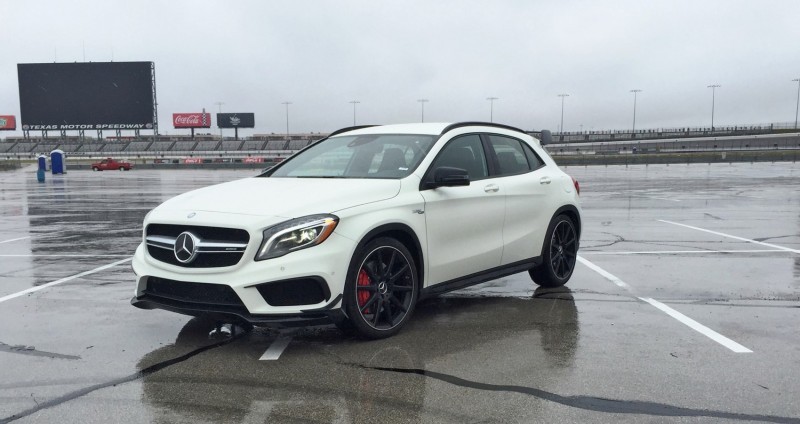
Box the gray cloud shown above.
[2,0,799,138]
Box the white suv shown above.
[132,122,581,338]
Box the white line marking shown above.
[581,249,786,255]
[577,255,752,353]
[259,334,294,361]
[0,254,132,258]
[0,236,31,245]
[659,220,800,254]
[577,256,631,289]
[639,297,752,353]
[0,258,132,304]
[628,194,681,202]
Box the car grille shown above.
[144,277,245,308]
[145,224,250,268]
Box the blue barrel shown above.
[37,169,46,183]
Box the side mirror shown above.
[539,129,552,145]
[423,166,470,189]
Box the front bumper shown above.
[131,229,357,323]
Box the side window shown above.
[521,142,545,170]
[429,135,488,180]
[487,135,530,176]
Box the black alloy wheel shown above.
[530,215,578,287]
[343,237,418,339]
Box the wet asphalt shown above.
[0,163,799,423]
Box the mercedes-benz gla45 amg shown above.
[132,122,581,338]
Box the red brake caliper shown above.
[357,269,371,313]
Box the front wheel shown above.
[530,214,578,287]
[342,237,418,339]
[92,167,99,171]
[119,167,125,171]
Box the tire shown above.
[119,167,125,171]
[92,167,99,171]
[342,237,419,339]
[529,214,578,287]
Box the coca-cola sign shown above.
[0,115,16,130]
[173,113,211,128]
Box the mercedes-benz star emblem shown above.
[174,232,200,264]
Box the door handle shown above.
[539,176,552,185]
[484,184,500,193]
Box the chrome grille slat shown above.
[145,224,250,268]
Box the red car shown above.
[91,158,133,171]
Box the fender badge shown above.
[187,212,196,218]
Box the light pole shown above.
[793,78,800,129]
[282,101,292,140]
[417,99,429,122]
[486,97,498,122]
[557,94,569,133]
[630,89,642,132]
[214,101,224,140]
[707,84,720,131]
[349,100,360,125]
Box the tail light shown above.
[571,176,580,195]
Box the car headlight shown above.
[255,214,339,261]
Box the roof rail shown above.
[328,125,380,138]
[440,121,527,135]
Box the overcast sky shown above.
[2,0,800,137]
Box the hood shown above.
[156,177,401,218]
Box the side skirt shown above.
[419,257,541,299]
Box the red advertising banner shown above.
[183,158,203,164]
[173,113,211,128]
[243,157,264,163]
[0,115,16,130]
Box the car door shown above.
[485,134,554,265]
[419,134,505,285]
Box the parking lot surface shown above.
[1,163,799,423]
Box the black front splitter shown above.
[131,294,346,328]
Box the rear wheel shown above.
[342,237,418,339]
[92,167,99,171]
[119,167,125,171]
[530,214,578,287]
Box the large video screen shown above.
[17,62,154,131]
[217,113,255,128]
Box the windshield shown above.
[267,134,436,179]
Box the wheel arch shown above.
[351,223,425,289]
[551,205,582,240]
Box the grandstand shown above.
[126,141,151,151]
[2,132,328,158]
[194,141,219,151]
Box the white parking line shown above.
[577,256,632,289]
[577,255,753,353]
[259,333,294,360]
[581,249,786,255]
[0,236,31,245]
[658,220,800,254]
[628,194,681,202]
[0,258,132,304]
[639,297,752,353]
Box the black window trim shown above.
[520,139,547,171]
